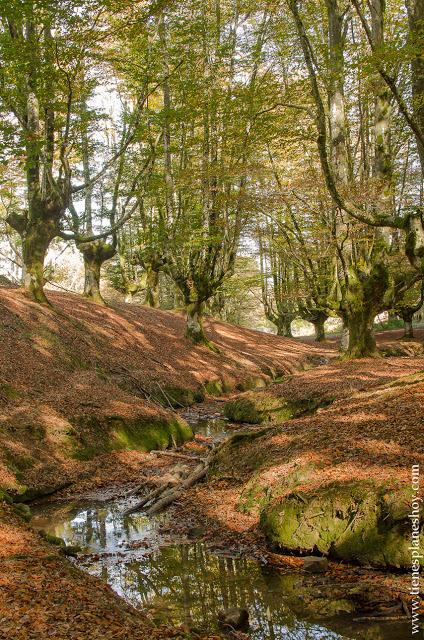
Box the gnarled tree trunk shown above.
[144,268,160,307]
[276,316,294,337]
[313,316,326,342]
[345,310,378,358]
[79,240,116,305]
[185,300,206,344]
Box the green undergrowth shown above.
[69,414,193,460]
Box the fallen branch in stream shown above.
[147,462,209,516]
[123,482,172,515]
[150,450,199,461]
[125,445,220,516]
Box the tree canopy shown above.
[1,0,423,356]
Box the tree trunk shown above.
[276,317,293,337]
[83,255,104,304]
[22,220,56,305]
[185,300,207,344]
[144,269,160,307]
[345,311,378,358]
[407,0,424,174]
[313,317,326,342]
[340,320,349,352]
[79,240,116,305]
[404,318,414,339]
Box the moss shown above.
[59,545,81,557]
[210,428,272,476]
[13,482,71,503]
[5,453,35,473]
[0,383,20,401]
[70,414,193,460]
[12,502,32,522]
[236,376,268,392]
[0,488,13,504]
[224,390,333,425]
[39,529,66,546]
[152,385,197,408]
[238,463,317,515]
[203,379,223,396]
[260,481,422,569]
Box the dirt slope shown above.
[0,288,332,495]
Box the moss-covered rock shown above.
[152,385,198,408]
[70,414,193,460]
[239,463,317,515]
[210,428,273,477]
[224,391,319,424]
[260,481,422,569]
[203,379,223,396]
[59,544,81,557]
[236,376,268,392]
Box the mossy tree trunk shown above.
[345,310,378,358]
[185,299,207,344]
[22,221,56,304]
[403,316,414,339]
[313,316,326,342]
[276,316,294,337]
[79,240,116,305]
[340,260,389,358]
[8,201,61,305]
[144,268,160,307]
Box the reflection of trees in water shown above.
[106,543,307,638]
[34,505,393,639]
[37,503,150,551]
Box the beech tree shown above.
[126,1,278,346]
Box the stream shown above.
[31,416,411,640]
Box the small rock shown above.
[218,607,249,630]
[303,556,328,573]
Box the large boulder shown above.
[224,391,312,424]
[260,481,422,569]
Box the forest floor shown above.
[0,288,333,496]
[1,288,424,638]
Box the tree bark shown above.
[406,0,424,173]
[12,211,59,305]
[79,240,116,305]
[313,317,326,342]
[345,311,378,358]
[340,321,349,352]
[185,300,207,344]
[144,269,160,307]
[403,318,414,339]
[23,229,51,304]
[276,317,293,337]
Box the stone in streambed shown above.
[218,607,249,630]
[303,556,328,573]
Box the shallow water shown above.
[31,498,411,640]
[184,414,229,439]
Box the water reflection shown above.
[183,415,229,439]
[31,500,410,640]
